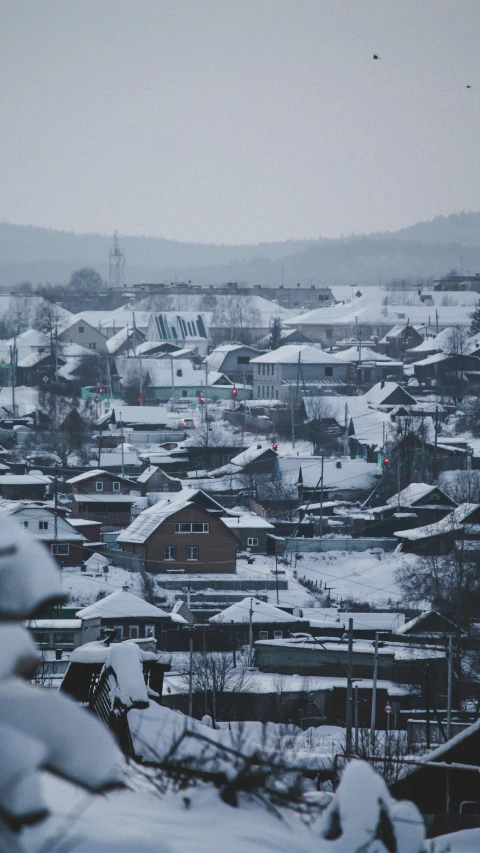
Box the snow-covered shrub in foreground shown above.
[0,517,426,853]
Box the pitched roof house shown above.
[117,489,238,574]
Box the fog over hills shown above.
[1,212,480,289]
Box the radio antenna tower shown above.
[109,231,125,289]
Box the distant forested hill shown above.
[1,212,480,289]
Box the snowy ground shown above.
[294,550,413,607]
[60,565,144,609]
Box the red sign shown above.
[138,394,145,404]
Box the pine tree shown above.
[269,316,283,349]
[470,301,480,336]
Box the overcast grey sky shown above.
[1,0,480,244]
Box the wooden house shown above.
[66,469,139,530]
[117,489,238,574]
[136,466,182,495]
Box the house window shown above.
[145,625,156,638]
[237,356,249,365]
[182,389,188,398]
[325,366,333,376]
[113,481,121,492]
[274,630,283,639]
[259,630,268,640]
[326,328,333,338]
[39,521,49,530]
[33,631,50,646]
[96,481,104,491]
[186,546,199,561]
[79,326,85,333]
[129,625,139,639]
[22,521,28,528]
[164,546,176,561]
[51,543,70,555]
[113,625,123,639]
[174,522,209,533]
[88,342,96,350]
[54,631,75,644]
[247,537,259,547]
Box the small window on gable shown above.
[39,521,48,530]
[79,326,85,333]
[96,481,104,491]
[176,369,183,377]
[113,481,121,492]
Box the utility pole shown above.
[319,451,325,537]
[425,665,431,750]
[10,336,17,418]
[447,635,453,740]
[290,389,295,449]
[354,684,359,753]
[120,411,125,477]
[212,658,217,728]
[344,403,349,456]
[170,355,175,409]
[397,452,401,512]
[205,360,209,435]
[346,618,354,754]
[249,598,253,666]
[188,637,194,718]
[370,632,379,750]
[275,554,279,605]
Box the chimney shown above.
[381,380,385,388]
[257,444,262,449]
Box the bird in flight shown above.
[466,85,472,88]
[373,54,380,60]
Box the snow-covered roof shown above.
[364,382,416,406]
[407,326,457,354]
[0,473,51,485]
[279,455,380,491]
[72,493,137,504]
[17,350,55,368]
[335,346,394,363]
[394,502,478,540]
[223,515,274,530]
[112,405,170,425]
[250,344,348,365]
[209,597,299,624]
[117,489,221,544]
[287,291,474,329]
[386,483,438,508]
[106,325,136,354]
[66,469,134,485]
[76,589,177,620]
[116,357,229,389]
[412,352,451,367]
[205,344,261,371]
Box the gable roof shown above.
[364,382,416,407]
[116,489,231,544]
[386,483,451,508]
[66,469,136,486]
[250,344,349,365]
[209,597,299,624]
[335,346,395,363]
[205,344,262,371]
[394,503,479,540]
[76,589,182,621]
